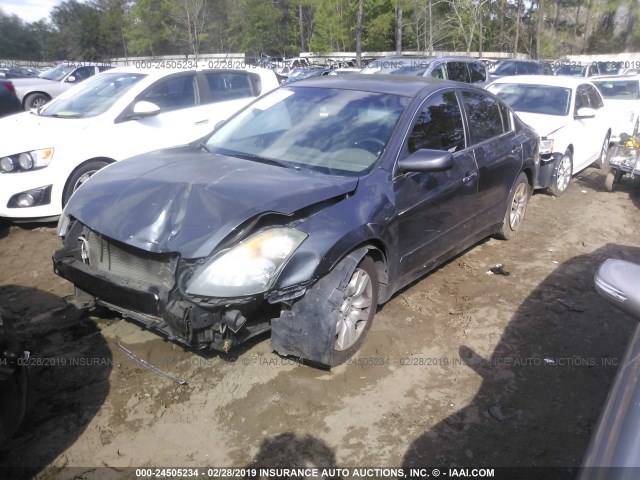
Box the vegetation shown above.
[0,0,638,62]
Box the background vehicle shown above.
[11,62,113,110]
[284,66,332,84]
[592,75,640,140]
[580,259,640,475]
[489,59,554,78]
[0,66,279,221]
[0,306,28,446]
[604,133,640,191]
[54,76,538,367]
[488,75,611,196]
[0,66,40,79]
[0,81,22,118]
[555,62,600,77]
[360,56,490,86]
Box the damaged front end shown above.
[53,219,310,352]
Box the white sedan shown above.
[0,66,279,221]
[591,75,640,141]
[487,75,612,196]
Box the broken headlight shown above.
[186,227,308,298]
[539,138,554,156]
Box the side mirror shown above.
[397,149,453,173]
[66,75,76,83]
[575,107,597,118]
[595,259,640,320]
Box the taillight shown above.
[3,82,16,94]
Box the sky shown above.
[0,0,66,23]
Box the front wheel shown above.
[496,172,530,240]
[332,256,378,366]
[62,160,110,206]
[24,93,50,110]
[547,152,573,197]
[604,169,623,192]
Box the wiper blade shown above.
[198,142,210,153]
[229,153,292,169]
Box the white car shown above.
[11,62,113,110]
[591,75,640,141]
[487,75,612,196]
[0,66,279,221]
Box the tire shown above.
[547,151,573,197]
[62,160,109,206]
[496,172,530,240]
[24,93,50,110]
[593,133,610,169]
[332,256,378,366]
[604,170,616,192]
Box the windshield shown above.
[39,63,76,81]
[592,80,640,100]
[41,72,146,118]
[206,86,410,176]
[487,83,571,116]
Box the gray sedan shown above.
[11,62,112,110]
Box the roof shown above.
[288,74,465,97]
[489,74,590,88]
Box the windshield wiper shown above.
[228,153,293,169]
[43,113,82,118]
[197,142,210,153]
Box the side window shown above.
[575,86,589,111]
[585,85,604,109]
[205,72,256,103]
[429,64,446,79]
[468,62,486,83]
[461,90,504,145]
[71,66,94,83]
[446,62,470,83]
[498,102,512,132]
[139,74,197,112]
[408,91,465,154]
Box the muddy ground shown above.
[0,167,639,479]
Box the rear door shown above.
[393,89,479,284]
[459,89,522,231]
[446,62,471,83]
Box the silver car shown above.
[11,62,113,110]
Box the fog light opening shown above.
[17,193,36,207]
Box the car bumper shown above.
[0,168,62,219]
[534,154,558,190]
[53,222,277,351]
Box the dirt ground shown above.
[0,166,639,479]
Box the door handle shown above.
[463,171,478,183]
[195,119,209,125]
[511,146,521,154]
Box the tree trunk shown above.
[479,5,483,57]
[582,0,593,53]
[514,0,521,57]
[428,0,433,54]
[395,4,403,54]
[356,0,363,67]
[298,4,304,51]
[624,0,636,52]
[536,0,543,59]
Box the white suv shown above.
[0,66,279,221]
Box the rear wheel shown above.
[604,169,623,192]
[497,172,530,240]
[593,133,610,169]
[547,151,573,196]
[62,160,110,206]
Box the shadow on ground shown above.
[402,244,640,471]
[0,285,111,480]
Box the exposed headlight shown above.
[186,227,308,298]
[0,148,54,173]
[539,138,554,155]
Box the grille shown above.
[83,231,177,290]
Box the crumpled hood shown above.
[515,112,569,137]
[65,146,359,259]
[0,112,90,155]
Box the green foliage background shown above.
[0,0,638,61]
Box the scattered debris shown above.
[557,298,585,312]
[486,263,510,276]
[552,260,560,264]
[489,405,506,422]
[581,189,588,194]
[114,342,187,385]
